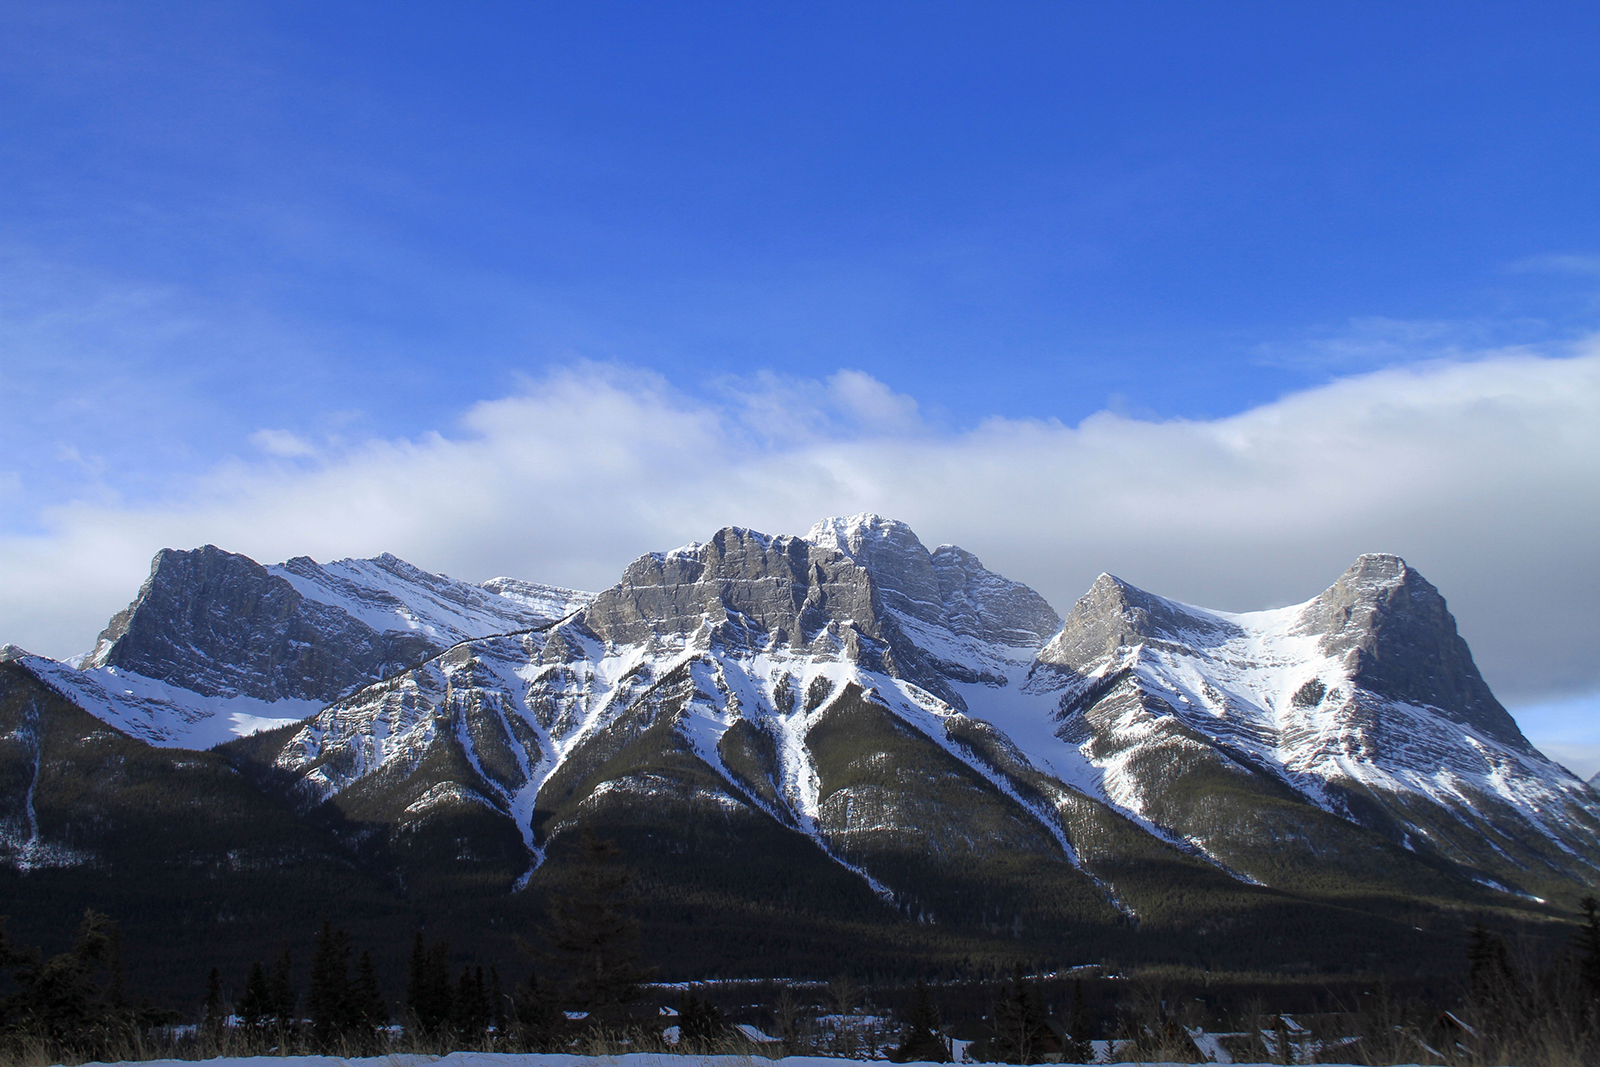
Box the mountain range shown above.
[2,515,1595,1001]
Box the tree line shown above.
[8,836,1600,1066]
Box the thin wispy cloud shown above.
[1252,315,1556,372]
[249,429,318,458]
[3,345,1597,716]
[1509,253,1600,276]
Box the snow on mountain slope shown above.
[10,546,593,749]
[1025,558,1600,893]
[31,518,1590,906]
[267,522,1600,906]
[270,517,1126,904]
[2,647,317,749]
[269,553,589,644]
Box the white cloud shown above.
[2,346,1598,725]
[826,369,922,432]
[1534,744,1600,781]
[1510,253,1600,276]
[249,429,317,458]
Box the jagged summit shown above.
[804,514,1060,649]
[583,525,880,650]
[1030,553,1590,895]
[20,545,593,748]
[1045,555,1523,748]
[6,522,1596,971]
[1041,571,1239,668]
[1293,552,1526,748]
[564,519,1059,712]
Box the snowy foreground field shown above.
[58,1054,1417,1067]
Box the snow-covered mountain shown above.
[266,518,1074,892]
[255,515,1600,915]
[1028,557,1600,896]
[5,515,1597,985]
[4,546,591,748]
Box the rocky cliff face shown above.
[4,517,1597,986]
[267,516,1090,908]
[15,546,591,748]
[90,546,436,702]
[257,517,1600,933]
[1033,554,1597,896]
[1294,553,1528,749]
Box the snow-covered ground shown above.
[61,1056,1409,1067]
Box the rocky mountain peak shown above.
[804,512,922,557]
[41,545,586,748]
[803,515,1060,650]
[89,545,268,670]
[566,518,1062,713]
[578,525,882,652]
[1039,572,1239,670]
[85,545,419,702]
[805,513,943,626]
[1296,554,1528,749]
[929,544,1061,648]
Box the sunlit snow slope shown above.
[262,515,1600,911]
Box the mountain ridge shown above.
[3,514,1596,992]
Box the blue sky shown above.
[2,3,1599,765]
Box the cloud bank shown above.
[3,347,1597,712]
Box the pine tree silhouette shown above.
[991,965,1048,1064]
[544,829,655,1029]
[267,945,297,1043]
[0,909,132,1054]
[406,931,454,1038]
[308,920,355,1050]
[679,991,727,1051]
[512,967,561,1051]
[489,964,507,1045]
[351,950,387,1052]
[891,979,948,1062]
[1063,979,1094,1063]
[452,964,490,1046]
[1467,923,1523,1023]
[202,966,224,1039]
[1577,896,1600,1000]
[237,961,271,1037]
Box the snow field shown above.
[57,1054,1408,1067]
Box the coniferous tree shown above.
[991,966,1048,1064]
[268,945,297,1042]
[1467,924,1522,1021]
[680,991,727,1051]
[308,920,355,1050]
[202,967,224,1039]
[351,950,387,1053]
[1063,979,1094,1064]
[452,965,490,1046]
[1577,896,1600,1001]
[407,931,428,1032]
[545,829,655,1029]
[891,979,949,1062]
[106,921,125,1014]
[512,968,561,1051]
[406,931,454,1038]
[237,961,272,1038]
[0,910,131,1054]
[489,965,507,1045]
